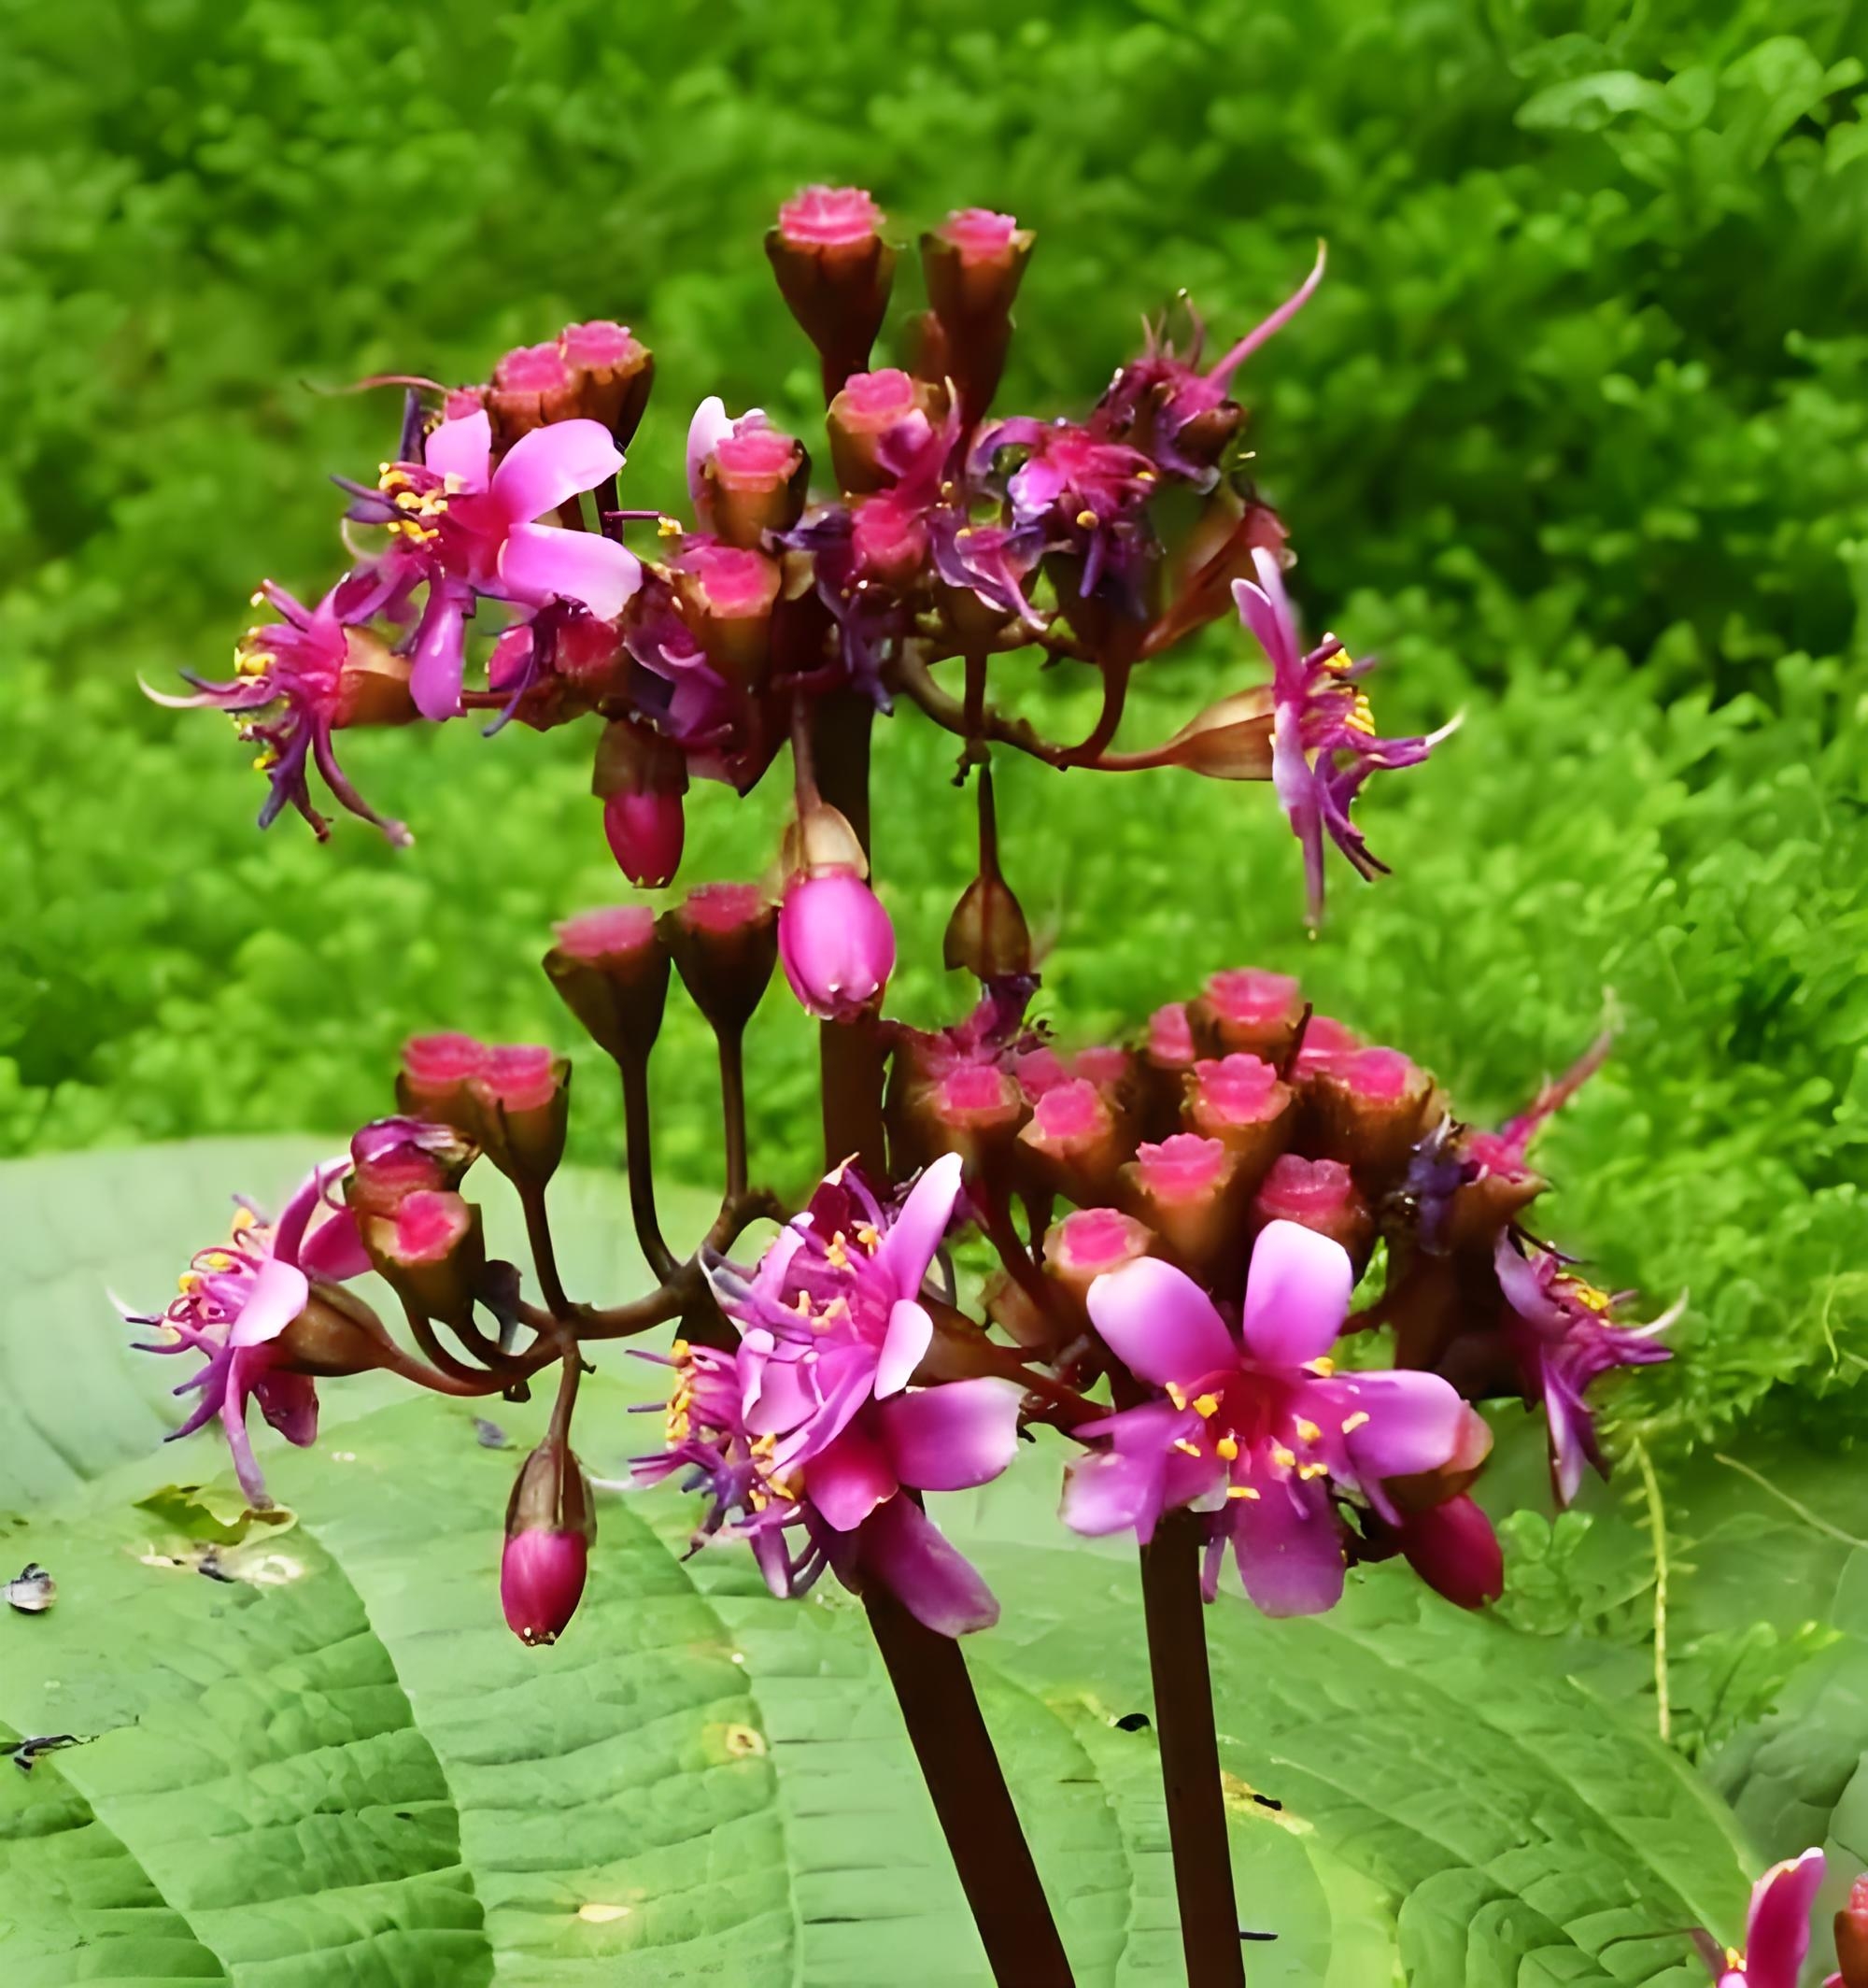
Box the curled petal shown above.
[805,1421,899,1532]
[858,1495,999,1637]
[497,521,641,618]
[877,1153,964,1303]
[489,419,624,523]
[1740,1847,1825,1988]
[229,1258,310,1348]
[878,1379,1022,1492]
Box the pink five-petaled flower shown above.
[1064,1220,1465,1616]
[1231,546,1455,927]
[121,1161,372,1506]
[149,579,412,845]
[1691,1848,1827,1988]
[1493,1233,1677,1507]
[392,409,641,720]
[697,1155,1022,1635]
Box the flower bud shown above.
[1834,1874,1868,1988]
[1303,1045,1435,1189]
[920,208,1034,424]
[398,1032,492,1136]
[660,882,779,1036]
[488,339,578,441]
[779,871,895,1021]
[365,1188,486,1324]
[1012,1045,1070,1102]
[471,1044,570,1186]
[592,720,687,889]
[545,904,672,1063]
[1185,1052,1295,1186]
[1139,1002,1198,1138]
[850,492,930,587]
[1250,1155,1372,1269]
[943,869,1032,982]
[1446,1129,1548,1247]
[559,320,654,448]
[678,543,782,687]
[1290,1013,1363,1078]
[347,1115,477,1219]
[1019,1077,1123,1204]
[1118,1133,1242,1280]
[271,1281,397,1377]
[700,420,809,550]
[1387,1405,1493,1512]
[1195,968,1305,1063]
[502,1437,596,1646]
[922,1062,1027,1172]
[1044,1206,1153,1304]
[333,628,419,729]
[827,367,940,494]
[1156,689,1275,779]
[766,185,896,396]
[1395,1495,1504,1611]
[1072,1045,1134,1094]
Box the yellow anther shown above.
[792,1291,814,1317]
[1172,1439,1204,1457]
[1295,1417,1323,1443]
[1226,1484,1260,1500]
[200,1251,234,1272]
[1074,508,1098,528]
[1303,1356,1336,1377]
[1165,1382,1188,1410]
[177,1271,202,1295]
[856,1224,881,1253]
[1340,1411,1370,1435]
[1346,694,1378,737]
[230,1209,257,1231]
[1271,1443,1298,1471]
[1215,1435,1239,1461]
[1298,1462,1329,1480]
[825,1234,850,1270]
[670,1338,689,1360]
[1193,1393,1221,1418]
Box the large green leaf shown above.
[0,1141,1756,1982]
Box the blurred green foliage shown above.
[4,0,1867,1453]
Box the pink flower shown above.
[1691,1849,1826,1988]
[779,870,896,1019]
[776,184,884,249]
[1064,1220,1465,1615]
[123,1160,372,1505]
[1232,547,1455,926]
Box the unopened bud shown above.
[347,1115,477,1219]
[1290,1013,1363,1078]
[559,320,654,449]
[1396,1495,1504,1611]
[1012,1045,1070,1102]
[365,1188,486,1323]
[271,1281,396,1377]
[1250,1154,1372,1268]
[1303,1045,1435,1188]
[592,720,687,889]
[1072,1045,1134,1094]
[766,185,896,396]
[943,870,1032,981]
[545,904,672,1062]
[398,1032,492,1135]
[701,420,809,549]
[488,340,577,441]
[851,491,931,586]
[920,208,1034,424]
[1019,1077,1123,1203]
[471,1044,570,1186]
[779,871,895,1021]
[1119,1133,1242,1279]
[1195,969,1305,1063]
[333,629,418,729]
[827,367,940,494]
[678,543,781,687]
[1044,1206,1153,1304]
[921,1062,1026,1172]
[1157,689,1275,779]
[660,882,779,1036]
[1185,1051,1295,1186]
[502,1437,596,1646]
[1834,1874,1868,1988]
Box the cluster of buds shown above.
[161,185,1451,935]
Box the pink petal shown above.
[1741,1848,1824,1988]
[497,521,642,618]
[1061,1444,1169,1539]
[858,1495,998,1636]
[877,1153,964,1302]
[1231,1478,1345,1617]
[877,1379,1022,1491]
[488,419,624,523]
[805,1420,899,1532]
[271,1160,343,1262]
[1086,1257,1235,1389]
[298,1207,371,1284]
[410,589,468,721]
[424,410,492,490]
[219,1358,270,1506]
[230,1258,310,1348]
[874,1299,933,1399]
[1331,1371,1465,1481]
[742,1345,823,1437]
[686,395,738,518]
[1241,1220,1351,1369]
[770,1346,876,1471]
[251,1366,318,1447]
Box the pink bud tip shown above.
[403,1031,490,1087]
[1335,1046,1419,1104]
[1147,1003,1196,1067]
[838,367,920,430]
[501,1527,589,1645]
[353,1150,448,1212]
[678,881,770,935]
[938,207,1020,265]
[1398,1496,1504,1611]
[493,341,573,393]
[1293,1015,1362,1076]
[778,872,896,1020]
[1052,1207,1149,1276]
[443,386,487,419]
[554,904,658,963]
[935,1063,1021,1121]
[1465,1129,1534,1182]
[1192,1053,1283,1126]
[1134,1133,1230,1200]
[778,184,883,248]
[710,421,801,490]
[1032,1078,1111,1143]
[483,1044,559,1113]
[394,1188,472,1264]
[1256,1154,1355,1222]
[851,494,928,576]
[686,543,782,618]
[1012,1046,1070,1101]
[1207,968,1301,1029]
[602,788,686,890]
[1072,1044,1132,1090]
[560,320,642,368]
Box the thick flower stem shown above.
[717,1024,749,1201]
[812,689,886,1176]
[863,1584,1074,1988]
[618,1054,679,1282]
[1139,1509,1245,1986]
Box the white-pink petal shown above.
[424,410,492,490]
[1241,1220,1352,1369]
[877,1378,1022,1491]
[496,521,641,618]
[874,1299,933,1399]
[1086,1257,1236,1389]
[230,1257,309,1348]
[489,419,624,523]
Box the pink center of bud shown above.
[1134,1133,1229,1200]
[852,495,927,575]
[1257,1154,1355,1220]
[679,881,770,934]
[936,1063,1020,1120]
[1148,1003,1196,1067]
[711,422,800,490]
[1032,1078,1111,1144]
[356,1151,446,1208]
[1207,967,1301,1028]
[403,1031,490,1087]
[778,183,883,248]
[555,613,624,684]
[560,319,641,369]
[493,341,573,393]
[1013,1047,1069,1101]
[1054,1207,1146,1273]
[686,544,780,618]
[554,904,658,963]
[482,1044,559,1113]
[443,385,487,419]
[1293,1014,1363,1075]
[1193,1053,1282,1125]
[1072,1045,1131,1089]
[394,1189,470,1264]
[939,206,1020,265]
[1336,1045,1419,1104]
[837,367,919,431]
